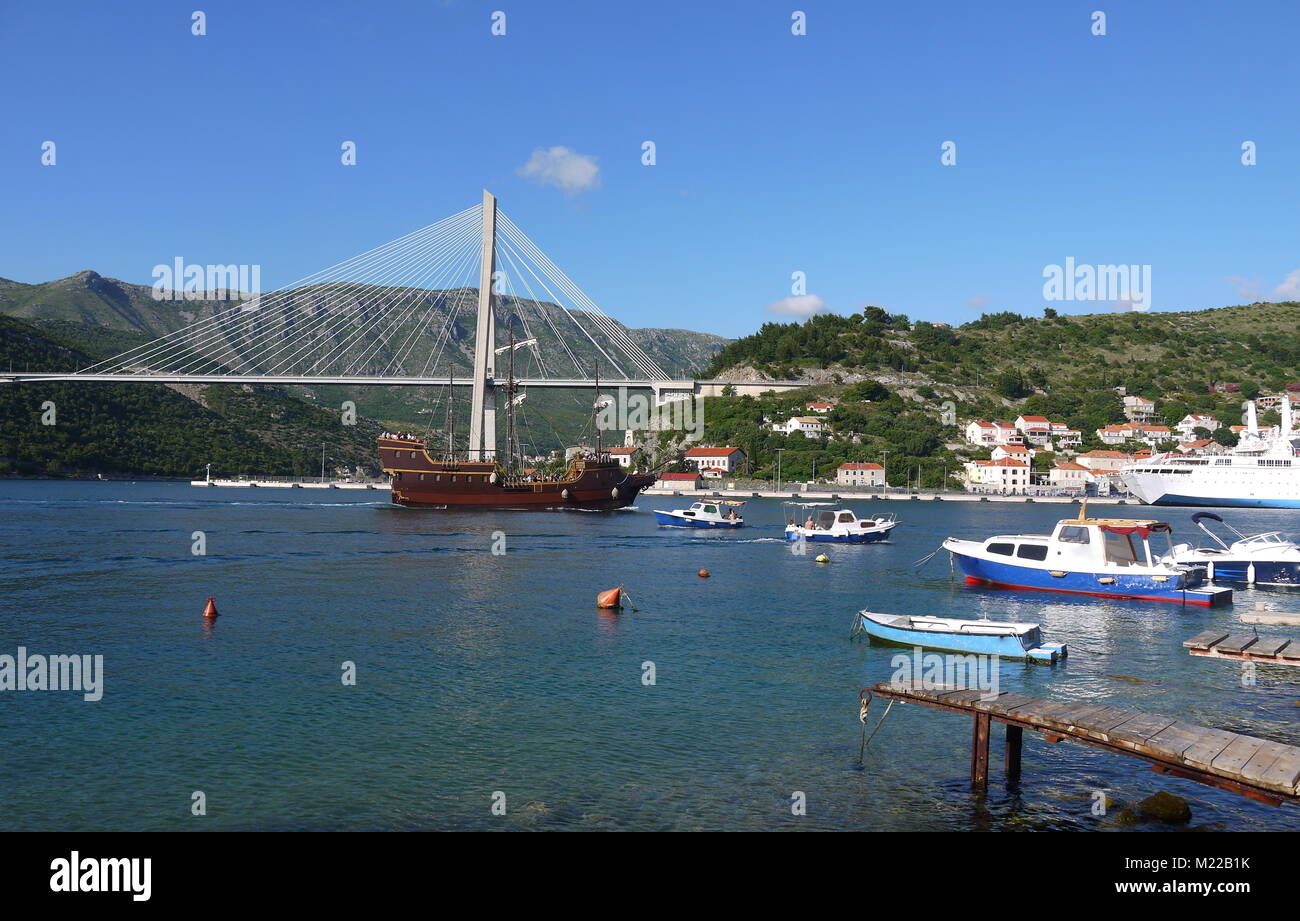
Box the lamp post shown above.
[775,448,784,494]
[880,449,891,494]
[320,441,326,483]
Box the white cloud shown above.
[517,146,601,194]
[1273,269,1300,301]
[764,294,828,318]
[966,295,990,311]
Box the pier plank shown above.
[1211,736,1267,779]
[1257,748,1300,792]
[1248,637,1291,657]
[1216,634,1259,655]
[1106,713,1178,746]
[1146,721,1217,762]
[1181,730,1241,772]
[1184,631,1230,650]
[1278,643,1300,662]
[1240,740,1295,788]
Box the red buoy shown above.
[202,597,219,619]
[698,569,710,578]
[596,586,623,609]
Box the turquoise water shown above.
[2,480,1298,831]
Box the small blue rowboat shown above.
[852,610,1067,663]
[653,499,745,528]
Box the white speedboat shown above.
[1164,511,1300,585]
[784,502,897,543]
[654,499,745,528]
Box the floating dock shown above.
[190,479,383,489]
[862,681,1300,806]
[1184,631,1300,667]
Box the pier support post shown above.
[970,711,991,792]
[1005,725,1023,781]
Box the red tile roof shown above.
[838,462,883,470]
[684,446,743,457]
[658,472,701,480]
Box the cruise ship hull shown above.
[1124,469,1300,509]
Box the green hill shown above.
[0,315,383,478]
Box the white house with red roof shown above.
[1175,413,1221,439]
[1014,415,1053,445]
[991,444,1036,462]
[1075,450,1132,473]
[605,445,640,468]
[772,416,826,436]
[1049,461,1090,492]
[805,401,835,413]
[964,420,1023,447]
[656,471,703,490]
[963,458,1030,494]
[835,462,885,487]
[683,446,747,474]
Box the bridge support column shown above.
[468,189,497,461]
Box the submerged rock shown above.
[1136,791,1191,824]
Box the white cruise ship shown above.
[1122,400,1300,508]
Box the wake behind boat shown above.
[1164,511,1300,586]
[942,501,1232,605]
[653,499,745,528]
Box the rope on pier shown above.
[857,693,896,764]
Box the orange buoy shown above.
[698,569,710,578]
[201,597,219,619]
[596,586,623,609]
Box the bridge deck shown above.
[864,681,1300,805]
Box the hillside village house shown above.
[1175,413,1221,439]
[1122,395,1158,423]
[656,471,702,490]
[1177,439,1226,455]
[963,458,1030,494]
[772,416,827,437]
[1096,423,1173,447]
[1074,450,1132,473]
[605,445,640,468]
[964,420,1023,447]
[1015,415,1053,445]
[836,462,885,487]
[1049,461,1090,493]
[684,446,747,474]
[805,401,835,413]
[1049,421,1083,448]
[991,444,1035,463]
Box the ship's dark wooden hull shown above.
[378,437,656,509]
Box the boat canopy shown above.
[1096,521,1171,538]
[716,499,747,507]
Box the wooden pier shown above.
[1184,630,1300,667]
[863,682,1300,806]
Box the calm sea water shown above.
[2,480,1298,831]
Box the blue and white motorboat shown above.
[852,610,1067,663]
[653,499,745,528]
[942,501,1232,606]
[784,502,897,543]
[1163,511,1300,586]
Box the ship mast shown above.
[594,360,601,457]
[505,326,517,479]
[445,370,455,460]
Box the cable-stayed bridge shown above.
[1,191,798,458]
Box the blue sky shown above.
[2,0,1298,337]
